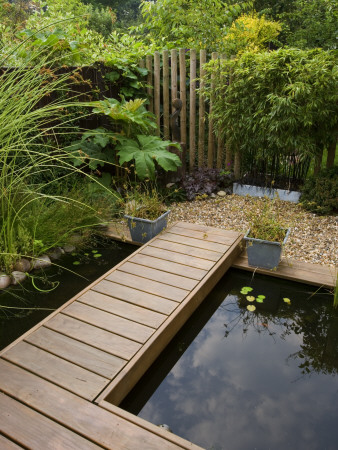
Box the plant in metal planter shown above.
[123,187,170,244]
[244,196,291,270]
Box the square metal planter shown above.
[124,210,171,244]
[244,228,290,270]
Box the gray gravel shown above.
[169,194,338,268]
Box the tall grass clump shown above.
[0,47,116,273]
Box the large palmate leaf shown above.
[116,135,182,180]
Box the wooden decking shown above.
[0,222,242,449]
[233,254,337,289]
[107,222,337,289]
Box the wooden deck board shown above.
[118,261,199,290]
[233,254,337,288]
[0,393,101,450]
[63,302,155,344]
[107,270,190,301]
[150,238,223,261]
[2,341,109,401]
[25,327,125,379]
[78,290,166,328]
[0,359,201,450]
[92,279,179,314]
[141,245,215,270]
[0,434,23,449]
[129,253,208,279]
[46,314,141,360]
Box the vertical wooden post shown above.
[139,59,145,68]
[198,49,207,167]
[207,52,218,168]
[189,49,197,171]
[163,50,170,140]
[171,49,178,115]
[146,55,153,114]
[179,49,187,150]
[154,51,161,136]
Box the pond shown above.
[0,237,135,350]
[121,269,338,450]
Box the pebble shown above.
[217,191,227,197]
[11,271,27,285]
[63,244,76,253]
[0,273,11,289]
[13,258,31,273]
[31,255,52,270]
[49,247,64,260]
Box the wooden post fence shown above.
[143,48,227,172]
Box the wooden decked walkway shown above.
[0,222,242,449]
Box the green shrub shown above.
[300,167,338,215]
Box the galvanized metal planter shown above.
[244,228,290,270]
[124,210,171,244]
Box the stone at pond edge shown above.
[217,191,227,197]
[13,258,31,273]
[63,244,76,253]
[49,247,64,260]
[11,271,27,285]
[31,255,52,270]
[0,273,11,289]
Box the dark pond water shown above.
[0,237,135,350]
[121,269,338,450]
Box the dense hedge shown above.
[300,166,338,215]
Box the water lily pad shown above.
[241,286,253,294]
[92,250,98,254]
[257,295,266,300]
[247,305,256,312]
[246,295,255,302]
[93,253,102,258]
[73,261,80,265]
[283,297,291,304]
[256,298,264,303]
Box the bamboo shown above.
[146,55,153,114]
[179,49,187,149]
[225,56,235,169]
[234,148,241,180]
[154,51,161,136]
[189,49,197,171]
[171,49,178,115]
[207,52,218,168]
[163,50,170,140]
[217,55,226,169]
[198,49,207,167]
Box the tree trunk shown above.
[314,147,324,175]
[234,150,241,180]
[326,139,337,168]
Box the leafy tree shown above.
[224,12,281,55]
[282,0,337,50]
[84,0,141,27]
[254,0,337,50]
[136,0,253,51]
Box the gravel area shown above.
[169,194,338,268]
